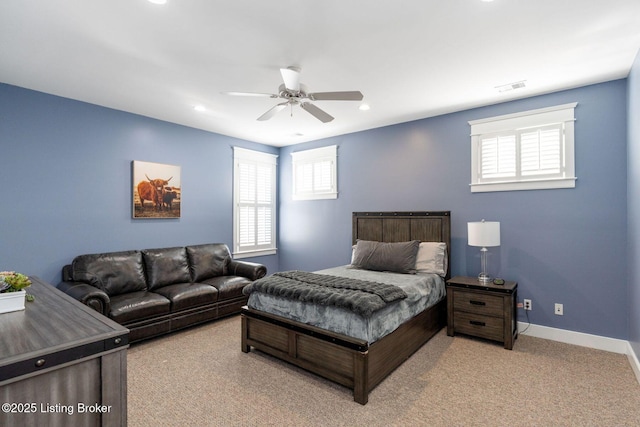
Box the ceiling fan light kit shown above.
[223,66,363,123]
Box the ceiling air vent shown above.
[496,80,527,93]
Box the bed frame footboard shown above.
[241,299,446,405]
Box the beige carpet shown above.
[128,316,640,426]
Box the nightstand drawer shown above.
[452,290,503,317]
[453,311,504,342]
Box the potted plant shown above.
[0,271,34,313]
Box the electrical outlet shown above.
[523,299,532,311]
[555,303,563,315]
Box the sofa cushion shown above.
[109,291,171,324]
[142,247,191,290]
[201,276,251,300]
[71,250,147,296]
[186,243,231,282]
[153,283,219,311]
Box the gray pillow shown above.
[351,240,420,274]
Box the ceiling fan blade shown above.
[309,91,364,101]
[257,102,288,121]
[280,67,301,92]
[300,102,334,123]
[221,91,278,98]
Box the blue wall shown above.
[279,80,629,339]
[628,50,640,356]
[1,78,632,341]
[0,83,279,284]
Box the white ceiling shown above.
[1,1,640,147]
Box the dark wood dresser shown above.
[446,275,518,350]
[0,277,129,427]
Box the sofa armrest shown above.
[227,260,267,281]
[57,281,110,316]
[62,264,74,281]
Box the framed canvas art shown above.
[132,161,181,218]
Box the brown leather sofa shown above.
[57,243,266,343]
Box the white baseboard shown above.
[517,322,640,385]
[627,342,640,385]
[518,321,628,354]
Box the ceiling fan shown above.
[222,66,363,123]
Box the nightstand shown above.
[446,276,518,350]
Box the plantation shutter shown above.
[233,148,277,257]
[470,103,576,192]
[292,145,338,200]
[479,134,517,179]
[478,125,563,182]
[520,125,562,176]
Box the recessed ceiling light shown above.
[359,104,370,111]
[148,0,167,5]
[194,105,206,112]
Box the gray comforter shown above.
[243,270,407,316]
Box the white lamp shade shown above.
[468,221,500,247]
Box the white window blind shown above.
[291,145,338,200]
[470,103,577,193]
[479,134,516,179]
[233,147,277,258]
[521,125,562,176]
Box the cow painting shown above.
[162,187,178,210]
[137,174,172,211]
[132,161,181,219]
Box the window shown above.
[291,145,338,200]
[233,147,277,258]
[469,103,577,193]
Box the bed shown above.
[241,211,451,404]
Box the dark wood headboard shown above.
[352,211,451,278]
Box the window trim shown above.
[469,103,577,193]
[291,145,338,201]
[232,147,278,259]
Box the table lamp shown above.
[468,220,500,283]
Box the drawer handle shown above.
[470,320,486,327]
[470,300,486,306]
